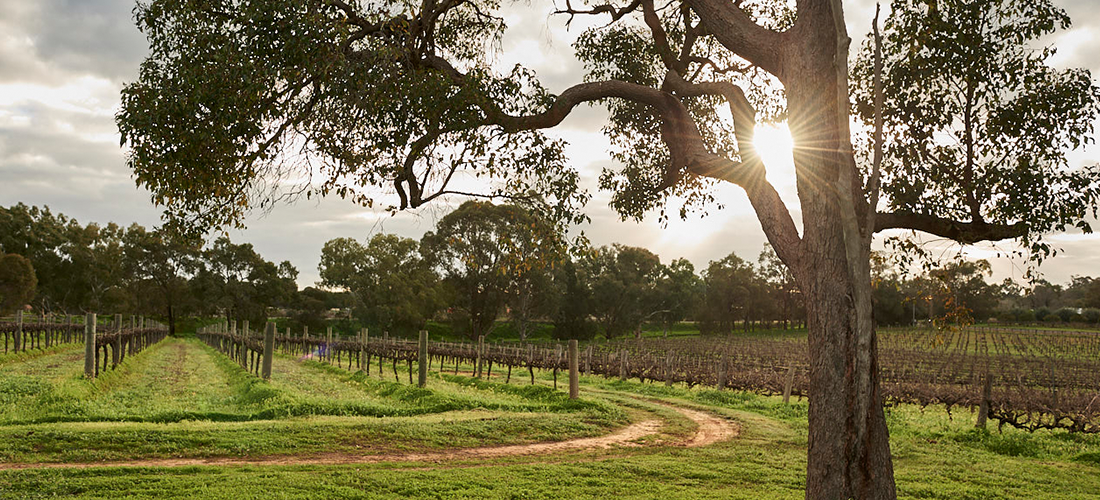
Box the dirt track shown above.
[0,403,738,471]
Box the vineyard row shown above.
[197,322,1100,433]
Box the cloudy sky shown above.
[1,0,1098,288]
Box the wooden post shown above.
[327,327,333,363]
[527,344,535,384]
[358,328,367,371]
[111,314,122,368]
[262,322,275,380]
[418,330,428,388]
[568,339,579,399]
[84,313,96,379]
[665,352,674,387]
[476,335,485,378]
[381,331,388,377]
[241,320,249,368]
[782,364,797,404]
[716,353,728,390]
[14,310,22,352]
[619,350,628,381]
[976,373,993,429]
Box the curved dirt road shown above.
[0,403,737,470]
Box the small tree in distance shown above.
[0,254,36,316]
[422,201,562,341]
[318,234,443,335]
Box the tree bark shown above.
[785,3,897,497]
[167,303,176,336]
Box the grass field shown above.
[0,334,1098,499]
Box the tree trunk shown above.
[167,303,176,336]
[786,8,898,496]
[801,251,895,500]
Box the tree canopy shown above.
[853,0,1100,256]
[421,201,560,340]
[0,254,37,316]
[319,233,443,334]
[117,0,1100,496]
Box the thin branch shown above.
[641,0,682,74]
[554,0,643,27]
[863,3,883,248]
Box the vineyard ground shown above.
[0,336,1099,498]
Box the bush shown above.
[1018,310,1036,323]
[1034,307,1052,322]
[1083,308,1100,325]
[1056,308,1076,323]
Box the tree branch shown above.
[420,47,803,270]
[555,0,643,27]
[661,71,803,274]
[641,0,682,74]
[874,212,1028,243]
[863,3,883,248]
[686,0,786,77]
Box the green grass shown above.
[4,393,1097,499]
[0,338,245,424]
[0,411,614,464]
[0,338,626,464]
[0,342,82,366]
[2,335,1100,498]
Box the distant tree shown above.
[289,287,338,333]
[653,258,702,337]
[0,204,80,311]
[1085,280,1100,310]
[925,260,999,325]
[552,257,597,341]
[699,252,758,335]
[1056,307,1077,323]
[501,210,566,341]
[123,225,202,335]
[63,222,130,313]
[422,201,558,341]
[583,245,662,339]
[868,252,908,327]
[319,234,442,335]
[194,236,296,326]
[0,254,37,316]
[1083,308,1100,325]
[758,245,803,329]
[1025,280,1064,310]
[1063,276,1097,309]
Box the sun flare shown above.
[754,124,800,208]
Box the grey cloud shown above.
[0,0,147,85]
[0,125,124,180]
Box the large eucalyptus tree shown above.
[117,0,1100,497]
